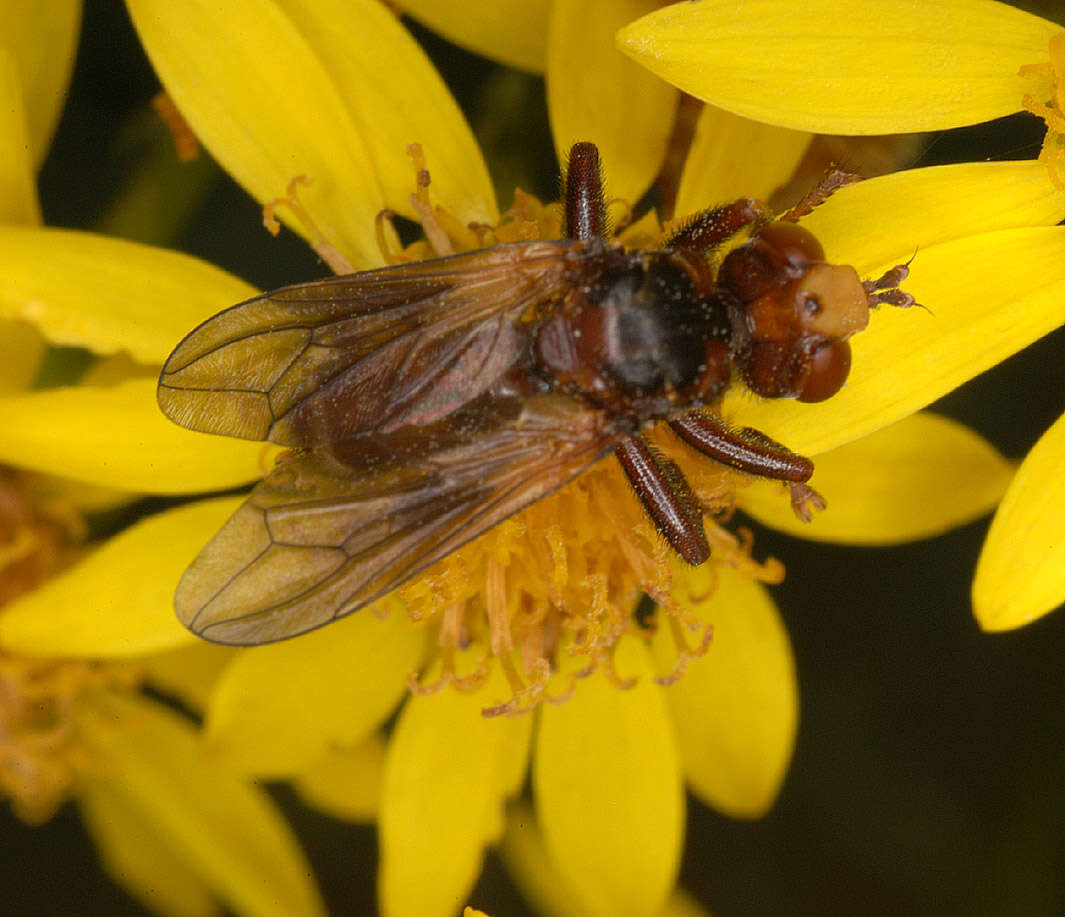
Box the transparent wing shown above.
[158,240,582,446]
[175,395,616,644]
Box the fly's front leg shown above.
[668,410,826,521]
[665,198,771,255]
[780,168,862,223]
[614,434,710,565]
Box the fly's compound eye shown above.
[755,222,826,267]
[795,340,852,403]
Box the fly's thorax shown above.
[532,249,732,420]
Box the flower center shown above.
[0,467,141,822]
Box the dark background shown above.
[5,1,1065,914]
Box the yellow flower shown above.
[613,0,1065,634]
[0,9,325,916]
[0,1,1062,915]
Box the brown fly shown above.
[158,142,916,644]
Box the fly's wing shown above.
[176,395,616,644]
[157,240,582,447]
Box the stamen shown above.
[1020,33,1065,191]
[262,175,355,274]
[374,208,409,265]
[654,616,715,686]
[151,92,199,162]
[406,143,454,257]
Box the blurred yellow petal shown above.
[379,664,533,917]
[35,473,140,514]
[204,599,427,777]
[79,692,326,917]
[974,410,1065,630]
[4,0,80,166]
[273,0,496,225]
[80,780,219,917]
[799,161,1065,275]
[293,733,387,822]
[0,378,268,492]
[726,227,1065,456]
[0,497,239,657]
[143,643,238,713]
[0,319,43,392]
[548,0,676,205]
[656,565,797,819]
[660,890,714,917]
[675,106,811,219]
[79,351,158,387]
[534,637,682,917]
[0,227,256,364]
[501,804,710,917]
[0,49,41,224]
[742,413,1013,545]
[617,0,1060,134]
[402,0,550,73]
[501,802,585,917]
[127,0,384,267]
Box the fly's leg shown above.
[780,168,862,223]
[614,434,710,565]
[664,198,771,254]
[563,142,609,241]
[668,410,826,521]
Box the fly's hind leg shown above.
[614,434,710,565]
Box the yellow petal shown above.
[974,410,1065,630]
[34,473,140,515]
[4,0,80,166]
[204,599,427,777]
[741,413,1013,545]
[402,0,551,73]
[726,227,1065,456]
[500,802,586,917]
[0,497,240,657]
[0,226,256,364]
[800,161,1065,275]
[617,0,1060,133]
[655,564,797,819]
[79,780,219,917]
[79,692,326,917]
[143,643,238,713]
[0,49,41,224]
[127,0,384,268]
[293,733,387,822]
[0,378,268,492]
[502,803,708,917]
[658,890,713,917]
[534,637,682,917]
[273,0,496,225]
[379,663,533,917]
[0,318,44,392]
[548,0,677,205]
[675,106,811,220]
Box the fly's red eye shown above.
[795,340,851,403]
[756,222,826,267]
